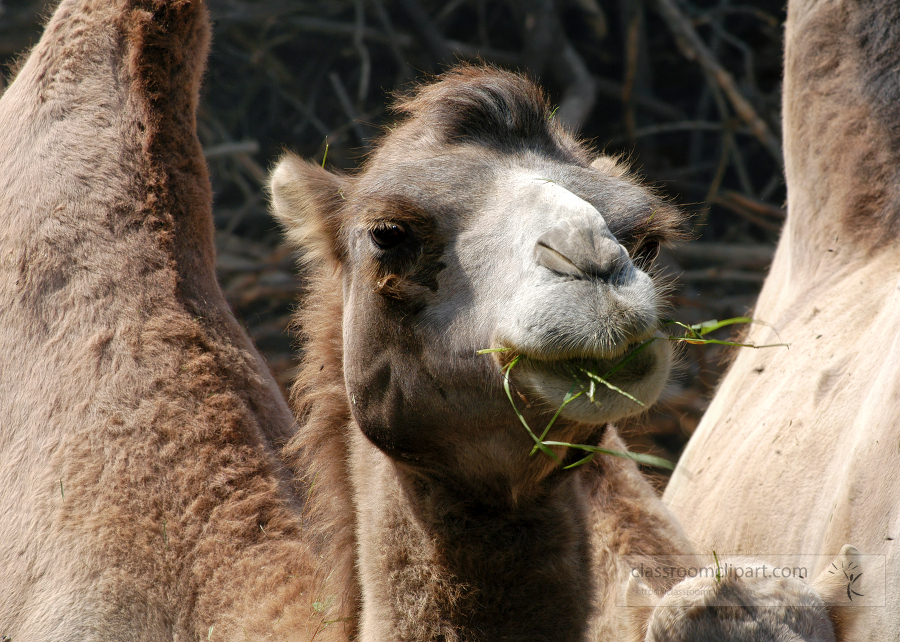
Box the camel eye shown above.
[371,222,407,250]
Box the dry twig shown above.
[652,0,783,165]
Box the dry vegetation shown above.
[0,0,786,481]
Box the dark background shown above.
[1,0,787,483]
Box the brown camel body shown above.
[665,0,900,638]
[0,1,335,639]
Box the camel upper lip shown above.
[491,329,662,369]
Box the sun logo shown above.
[827,557,864,601]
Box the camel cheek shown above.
[341,290,438,460]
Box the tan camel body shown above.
[665,0,900,638]
[0,1,335,640]
[0,1,855,640]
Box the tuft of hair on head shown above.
[389,63,591,164]
[268,152,348,267]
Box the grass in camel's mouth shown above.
[478,317,788,470]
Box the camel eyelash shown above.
[630,237,662,265]
[370,221,409,250]
[365,220,423,279]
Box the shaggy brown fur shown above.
[0,1,335,640]
[274,65,693,641]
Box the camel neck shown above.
[352,440,595,642]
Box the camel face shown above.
[446,164,669,425]
[340,159,673,457]
[272,67,682,479]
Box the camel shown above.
[0,1,855,640]
[269,63,699,641]
[664,0,900,639]
[0,0,337,639]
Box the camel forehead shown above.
[354,151,637,227]
[502,173,601,217]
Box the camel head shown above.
[270,65,683,499]
[624,546,863,642]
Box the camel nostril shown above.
[534,242,584,277]
[534,227,629,279]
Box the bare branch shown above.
[396,0,453,63]
[203,140,260,160]
[329,71,371,146]
[652,0,783,165]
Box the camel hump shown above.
[784,0,900,252]
[0,2,307,635]
[0,0,214,290]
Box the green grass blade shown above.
[667,337,789,349]
[476,347,511,354]
[542,442,675,470]
[530,386,584,456]
[601,338,658,379]
[666,318,702,339]
[691,317,753,336]
[502,358,560,463]
[563,452,597,469]
[578,368,645,407]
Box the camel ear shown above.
[623,574,659,642]
[269,152,348,265]
[590,154,629,178]
[625,574,661,609]
[812,545,863,639]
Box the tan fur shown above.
[665,0,900,639]
[0,4,852,639]
[0,2,338,640]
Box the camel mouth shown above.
[516,339,660,386]
[489,330,670,423]
[493,329,664,377]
